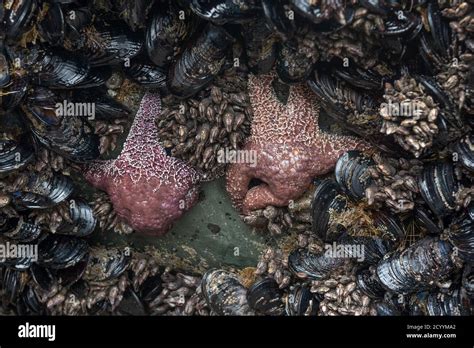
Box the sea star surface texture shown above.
[226,73,370,214]
[84,92,201,236]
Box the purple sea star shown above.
[84,93,201,236]
[226,73,370,215]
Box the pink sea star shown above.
[226,73,370,215]
[84,93,201,236]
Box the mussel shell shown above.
[139,273,163,303]
[335,151,374,200]
[38,234,89,270]
[276,42,314,84]
[376,237,454,294]
[242,20,278,75]
[0,75,28,111]
[1,216,42,242]
[190,0,261,25]
[356,268,385,299]
[447,216,474,263]
[374,301,401,316]
[0,134,34,175]
[462,264,474,298]
[83,246,131,282]
[285,283,318,316]
[4,0,38,41]
[68,89,131,119]
[201,269,254,315]
[145,2,195,68]
[418,162,458,217]
[82,24,143,67]
[410,289,472,316]
[311,178,349,242]
[113,0,156,31]
[262,0,296,39]
[115,288,146,315]
[168,23,234,98]
[247,277,285,315]
[1,267,28,305]
[288,248,345,280]
[0,47,11,88]
[38,2,65,46]
[454,134,474,172]
[16,285,44,315]
[55,199,97,237]
[332,63,385,90]
[125,62,167,89]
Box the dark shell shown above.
[146,2,196,68]
[112,0,156,31]
[81,24,143,67]
[83,246,131,282]
[139,273,163,303]
[201,269,254,315]
[1,216,42,242]
[168,24,234,98]
[247,277,285,315]
[38,234,89,270]
[418,162,458,217]
[190,0,261,25]
[410,289,472,316]
[0,75,29,111]
[0,46,11,88]
[335,151,375,200]
[374,301,401,316]
[462,264,474,298]
[242,19,278,75]
[125,61,167,89]
[4,0,38,41]
[276,42,314,84]
[288,248,345,280]
[0,267,28,304]
[285,283,319,316]
[311,178,349,242]
[376,237,454,294]
[54,199,97,237]
[38,2,65,46]
[16,285,44,315]
[0,133,34,175]
[356,268,385,299]
[332,62,387,91]
[262,0,296,39]
[447,216,474,263]
[454,134,474,172]
[69,89,131,119]
[115,288,146,315]
[382,12,422,39]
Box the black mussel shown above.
[335,151,375,200]
[4,0,38,41]
[31,49,91,89]
[38,234,89,270]
[30,263,54,291]
[64,6,93,42]
[140,273,163,303]
[414,207,443,235]
[415,75,455,113]
[0,240,34,270]
[112,0,156,31]
[285,283,318,316]
[54,199,97,237]
[376,237,454,294]
[168,23,234,98]
[247,277,285,315]
[276,41,314,83]
[374,300,402,315]
[454,134,474,172]
[462,264,474,298]
[72,67,111,89]
[288,248,345,280]
[447,216,474,263]
[124,61,167,89]
[242,20,277,75]
[201,269,254,315]
[24,91,100,162]
[38,2,65,46]
[382,12,422,40]
[16,285,44,315]
[356,268,385,299]
[0,75,28,111]
[290,0,353,28]
[1,216,42,242]
[0,43,11,88]
[80,24,143,67]
[1,267,28,305]
[311,179,349,242]
[331,62,387,91]
[262,0,296,40]
[70,89,130,119]
[83,246,130,282]
[146,1,196,68]
[410,288,472,316]
[190,0,261,25]
[0,132,34,175]
[425,2,451,57]
[418,162,458,218]
[115,288,146,315]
